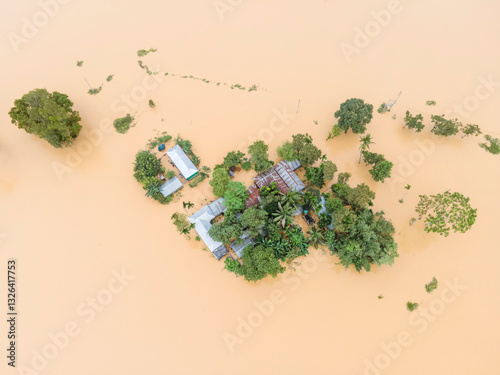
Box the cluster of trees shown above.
[361,151,393,182]
[305,160,337,188]
[133,150,172,204]
[277,133,322,168]
[9,88,82,148]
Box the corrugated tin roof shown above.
[166,145,199,179]
[159,176,183,197]
[230,236,253,258]
[208,197,226,216]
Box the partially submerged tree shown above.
[298,142,322,168]
[430,115,461,136]
[327,124,342,140]
[362,151,393,182]
[9,88,82,148]
[248,140,273,173]
[276,140,297,161]
[209,210,243,244]
[334,98,374,134]
[223,181,249,211]
[133,150,163,183]
[113,114,135,134]
[240,206,268,238]
[479,134,500,155]
[209,165,231,197]
[232,245,286,282]
[411,191,477,237]
[305,161,337,188]
[171,212,193,236]
[359,134,375,164]
[223,150,245,170]
[404,111,425,132]
[461,124,482,139]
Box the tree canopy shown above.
[276,141,297,161]
[334,98,374,134]
[210,165,231,197]
[209,210,243,244]
[362,151,393,182]
[228,244,286,282]
[305,161,338,188]
[9,88,82,148]
[412,191,477,237]
[404,111,425,132]
[223,150,246,169]
[248,140,273,173]
[240,206,268,238]
[479,134,500,155]
[461,124,482,138]
[133,150,163,184]
[113,114,135,134]
[430,115,461,136]
[223,181,249,211]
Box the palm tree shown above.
[359,134,375,164]
[281,190,302,209]
[272,202,294,228]
[145,181,161,197]
[183,201,194,209]
[307,226,325,249]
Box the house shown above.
[159,176,183,197]
[166,144,199,180]
[188,198,228,260]
[245,159,305,208]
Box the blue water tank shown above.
[158,144,165,151]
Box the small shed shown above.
[159,176,183,197]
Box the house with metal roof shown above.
[159,176,183,197]
[188,198,228,260]
[166,144,199,180]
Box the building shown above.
[166,144,199,180]
[188,198,228,260]
[245,159,305,208]
[230,234,253,258]
[159,176,183,197]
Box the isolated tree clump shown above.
[133,150,163,183]
[430,115,461,136]
[334,98,373,134]
[404,111,425,132]
[113,114,135,134]
[411,191,477,237]
[479,134,500,155]
[461,124,482,138]
[362,151,393,182]
[9,88,82,148]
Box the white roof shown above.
[166,145,198,179]
[159,176,183,197]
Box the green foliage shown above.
[377,102,387,113]
[248,140,273,173]
[404,111,425,132]
[359,134,375,163]
[298,142,322,168]
[147,131,171,149]
[277,141,297,161]
[362,151,393,182]
[272,202,294,228]
[113,114,135,134]
[334,98,374,134]
[209,210,243,244]
[326,197,343,213]
[137,48,157,57]
[241,161,252,171]
[378,295,384,299]
[133,150,163,184]
[195,235,200,241]
[425,100,436,106]
[8,88,82,148]
[210,166,231,197]
[223,150,245,169]
[165,170,175,179]
[88,85,102,95]
[175,136,200,166]
[425,277,438,293]
[407,302,419,311]
[460,124,481,138]
[327,124,343,140]
[148,99,155,108]
[335,209,398,272]
[237,245,286,282]
[223,181,249,211]
[240,206,268,238]
[188,165,211,187]
[479,134,500,155]
[224,257,242,276]
[305,165,326,188]
[413,191,477,237]
[431,115,462,136]
[76,60,83,67]
[106,75,114,82]
[337,172,351,185]
[171,212,193,236]
[306,226,324,249]
[345,183,375,211]
[322,161,338,181]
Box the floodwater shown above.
[1,0,499,374]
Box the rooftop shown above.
[166,145,199,180]
[159,176,183,197]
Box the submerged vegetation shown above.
[425,277,438,293]
[137,48,157,57]
[76,60,84,67]
[407,302,419,311]
[88,84,103,95]
[113,114,135,134]
[106,75,114,82]
[479,134,500,155]
[133,150,172,205]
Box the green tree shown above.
[9,88,82,148]
[223,181,249,211]
[322,160,338,181]
[272,202,295,228]
[209,165,231,197]
[337,172,351,185]
[248,140,273,173]
[171,212,193,235]
[133,150,163,184]
[430,115,461,136]
[209,210,243,244]
[240,206,268,238]
[404,111,425,132]
[359,134,375,164]
[305,165,325,188]
[324,230,336,253]
[223,150,245,169]
[362,151,393,182]
[461,124,482,138]
[334,98,374,134]
[277,141,297,161]
[307,226,324,249]
[345,183,375,210]
[327,124,343,140]
[336,209,398,272]
[238,245,286,282]
[298,142,322,168]
[479,134,500,155]
[281,190,303,209]
[411,191,477,237]
[425,277,438,293]
[113,114,135,134]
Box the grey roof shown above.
[159,176,183,197]
[230,235,253,258]
[166,145,198,179]
[188,198,228,260]
[284,159,301,171]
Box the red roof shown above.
[245,185,261,208]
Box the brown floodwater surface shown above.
[1,0,499,374]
